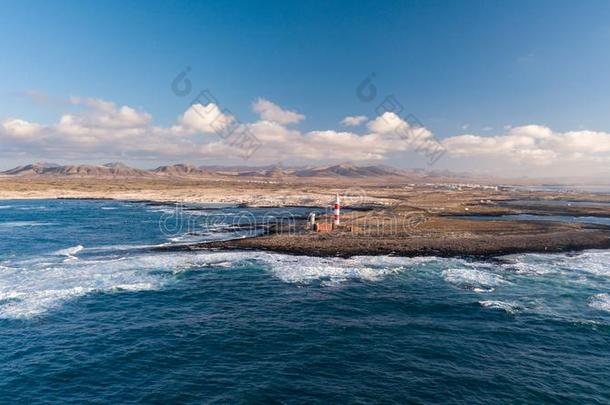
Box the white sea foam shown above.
[54,245,84,258]
[0,205,12,209]
[147,207,179,214]
[0,249,432,319]
[109,282,156,292]
[503,251,610,278]
[260,254,440,285]
[158,251,404,284]
[0,252,190,319]
[168,234,212,243]
[354,255,439,267]
[510,260,555,276]
[3,243,610,320]
[0,286,95,319]
[85,243,167,253]
[565,251,610,278]
[479,300,520,314]
[0,221,54,228]
[0,291,25,301]
[0,249,280,319]
[263,256,390,284]
[588,293,610,312]
[442,268,507,290]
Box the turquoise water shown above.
[1,200,610,403]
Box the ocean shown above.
[1,199,610,403]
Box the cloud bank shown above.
[444,124,610,170]
[0,96,435,163]
[2,95,609,176]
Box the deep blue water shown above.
[1,200,610,404]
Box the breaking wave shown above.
[500,250,610,278]
[0,252,195,319]
[479,300,520,314]
[54,245,84,258]
[589,293,610,312]
[262,255,396,285]
[442,268,507,291]
[0,250,436,319]
[0,221,55,228]
[2,213,610,321]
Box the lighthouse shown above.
[333,193,341,227]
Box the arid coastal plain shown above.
[1,162,609,258]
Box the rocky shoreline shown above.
[2,176,610,258]
[178,217,610,259]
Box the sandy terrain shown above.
[0,177,370,206]
[2,176,610,209]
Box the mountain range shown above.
[1,162,435,179]
[2,162,153,177]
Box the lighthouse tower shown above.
[333,193,341,227]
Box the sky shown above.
[1,0,610,178]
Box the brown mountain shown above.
[1,162,61,175]
[1,162,151,177]
[293,163,407,178]
[1,161,475,181]
[51,163,152,177]
[237,165,291,178]
[152,164,211,177]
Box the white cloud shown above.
[366,112,435,147]
[252,98,304,124]
[340,115,367,126]
[179,103,233,133]
[0,95,432,163]
[443,124,610,167]
[2,119,43,139]
[367,112,407,134]
[70,96,115,112]
[507,125,552,139]
[66,97,152,128]
[3,95,610,177]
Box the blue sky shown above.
[2,0,610,176]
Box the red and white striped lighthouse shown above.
[333,193,341,226]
